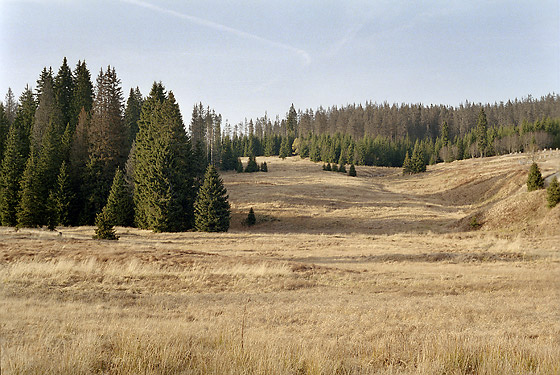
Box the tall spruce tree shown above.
[194,165,230,232]
[32,75,62,150]
[134,85,194,232]
[71,60,93,129]
[104,167,134,227]
[0,126,27,226]
[0,104,9,159]
[124,87,143,149]
[17,151,41,228]
[50,161,73,226]
[4,88,17,125]
[54,57,74,129]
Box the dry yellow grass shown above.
[1,152,559,374]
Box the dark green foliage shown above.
[194,165,230,232]
[0,104,9,159]
[547,177,560,208]
[402,151,411,174]
[236,158,244,173]
[331,163,338,172]
[260,162,268,172]
[0,126,27,226]
[220,136,237,171]
[4,87,17,125]
[124,87,143,149]
[54,57,74,129]
[527,163,544,192]
[33,75,62,150]
[71,60,93,128]
[348,164,357,177]
[286,104,298,136]
[50,161,73,226]
[104,167,134,227]
[322,164,327,170]
[279,136,291,159]
[476,108,488,157]
[338,163,347,173]
[93,208,118,240]
[325,163,332,171]
[246,207,256,226]
[245,155,259,173]
[134,87,194,232]
[17,152,40,228]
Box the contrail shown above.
[120,0,311,66]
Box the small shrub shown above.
[547,176,560,208]
[338,164,346,173]
[322,164,327,171]
[246,207,256,226]
[527,163,544,191]
[260,162,268,172]
[348,164,357,177]
[325,163,332,171]
[245,156,259,173]
[93,209,119,240]
[332,164,338,172]
[469,216,482,230]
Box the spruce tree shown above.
[325,162,332,171]
[279,136,291,159]
[0,104,9,159]
[236,157,244,173]
[527,163,544,192]
[0,126,27,226]
[124,87,143,149]
[17,152,40,228]
[93,208,118,240]
[54,57,74,129]
[50,161,73,226]
[134,87,194,232]
[260,162,268,172]
[348,163,357,177]
[4,87,17,125]
[71,60,93,128]
[246,207,256,226]
[194,165,230,232]
[547,177,560,208]
[245,155,259,173]
[104,167,134,227]
[339,163,347,173]
[32,74,62,150]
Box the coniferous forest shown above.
[1,57,559,232]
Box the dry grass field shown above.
[1,151,559,374]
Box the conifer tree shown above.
[124,87,143,148]
[246,207,256,226]
[54,57,74,129]
[13,87,37,158]
[236,157,244,173]
[220,136,237,171]
[332,163,339,172]
[547,176,560,208]
[339,163,347,173]
[134,86,194,232]
[325,162,331,171]
[476,108,488,157]
[348,163,357,177]
[260,162,268,172]
[32,75,62,150]
[245,155,259,173]
[194,165,230,232]
[4,87,17,125]
[17,152,40,228]
[0,104,9,159]
[93,208,118,240]
[71,60,93,128]
[527,163,544,192]
[279,136,291,159]
[50,161,73,226]
[104,167,134,227]
[0,126,27,226]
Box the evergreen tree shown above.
[14,87,37,158]
[264,135,275,156]
[325,162,332,171]
[411,141,427,173]
[476,108,488,157]
[50,161,73,226]
[332,163,338,172]
[220,136,237,171]
[246,207,256,226]
[134,87,194,232]
[0,126,27,226]
[124,87,143,148]
[0,104,9,159]
[236,157,244,173]
[32,74,62,150]
[17,151,41,228]
[54,57,74,129]
[441,121,449,146]
[71,60,93,128]
[338,163,347,173]
[527,163,544,191]
[4,87,17,125]
[286,104,298,136]
[260,162,268,172]
[402,151,412,174]
[104,167,134,227]
[546,176,560,208]
[279,136,291,159]
[348,163,357,177]
[194,165,230,232]
[93,208,118,240]
[245,155,259,172]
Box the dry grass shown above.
[1,152,560,374]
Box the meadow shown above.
[1,152,559,374]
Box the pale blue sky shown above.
[1,0,559,125]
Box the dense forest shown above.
[1,57,559,231]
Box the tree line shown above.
[0,58,229,232]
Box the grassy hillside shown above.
[1,151,559,374]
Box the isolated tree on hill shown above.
[246,207,256,226]
[547,177,560,208]
[104,167,134,227]
[194,165,230,232]
[527,163,544,192]
[93,208,118,240]
[349,163,357,177]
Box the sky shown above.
[1,0,559,126]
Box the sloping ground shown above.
[225,150,560,236]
